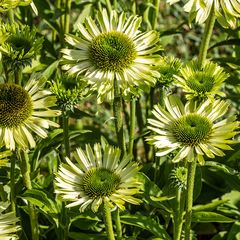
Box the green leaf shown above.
[211,232,228,240]
[20,189,59,214]
[192,212,235,223]
[227,221,240,240]
[121,213,171,239]
[209,39,240,50]
[69,232,106,240]
[193,199,228,212]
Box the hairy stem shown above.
[129,98,136,157]
[113,78,126,155]
[198,4,216,68]
[10,154,16,212]
[19,150,39,240]
[63,115,70,158]
[103,200,115,240]
[184,159,197,240]
[113,208,122,239]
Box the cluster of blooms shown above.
[0,2,239,238]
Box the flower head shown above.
[174,60,229,101]
[158,56,182,87]
[61,8,161,101]
[0,75,61,150]
[147,95,239,164]
[0,202,20,240]
[50,75,92,114]
[55,142,142,212]
[0,24,43,69]
[167,0,240,28]
[170,166,188,189]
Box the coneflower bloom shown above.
[55,142,142,212]
[174,60,229,100]
[167,0,240,28]
[0,75,61,150]
[61,8,161,101]
[147,95,238,164]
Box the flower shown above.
[167,0,240,28]
[174,60,229,100]
[0,202,20,240]
[50,75,92,114]
[61,8,161,101]
[55,141,142,212]
[0,24,43,69]
[170,166,188,189]
[0,75,61,150]
[157,56,182,87]
[147,95,239,164]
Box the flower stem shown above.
[0,184,7,202]
[173,188,184,240]
[184,159,197,240]
[103,200,115,240]
[10,154,16,212]
[113,78,126,155]
[14,68,22,86]
[151,0,161,30]
[62,114,70,158]
[198,4,216,68]
[19,150,39,240]
[129,98,136,157]
[64,0,72,34]
[113,208,122,239]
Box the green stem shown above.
[19,150,39,240]
[0,184,7,202]
[113,78,126,155]
[151,0,161,29]
[10,154,16,212]
[63,115,70,158]
[14,68,22,85]
[198,4,216,68]
[64,0,72,34]
[184,159,197,240]
[173,188,184,240]
[103,200,115,240]
[129,98,136,157]
[113,208,122,239]
[159,86,165,107]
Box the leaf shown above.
[193,199,228,212]
[227,221,240,240]
[20,189,59,214]
[211,232,228,240]
[121,213,171,239]
[192,212,235,223]
[209,39,240,50]
[69,232,106,240]
[42,59,60,79]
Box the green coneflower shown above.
[61,8,161,101]
[55,141,142,212]
[0,203,20,240]
[174,60,229,101]
[50,75,92,114]
[157,56,182,87]
[170,166,188,189]
[0,75,61,150]
[147,95,238,164]
[167,0,240,28]
[0,24,43,69]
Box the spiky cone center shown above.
[7,35,32,53]
[171,113,212,146]
[186,72,214,93]
[0,84,33,128]
[82,168,121,198]
[170,167,188,189]
[89,31,137,72]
